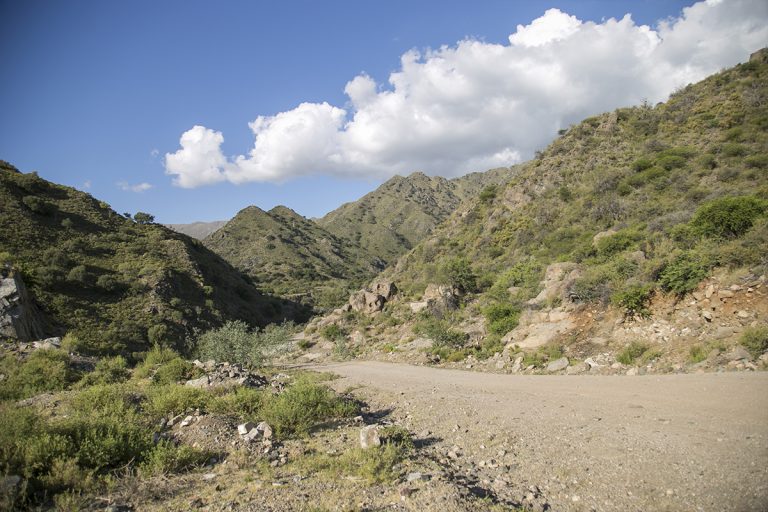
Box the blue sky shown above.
[1,1,765,223]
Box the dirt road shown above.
[323,361,768,511]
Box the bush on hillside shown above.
[658,252,710,294]
[691,196,768,239]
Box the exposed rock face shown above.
[0,267,47,342]
[408,283,460,314]
[348,280,398,314]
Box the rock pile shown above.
[187,361,269,389]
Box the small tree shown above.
[134,212,155,224]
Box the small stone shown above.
[705,284,715,298]
[736,310,750,319]
[237,422,256,435]
[584,357,600,369]
[180,415,194,427]
[256,421,273,439]
[572,495,580,502]
[546,357,569,372]
[725,346,752,362]
[702,311,713,322]
[406,472,425,482]
[360,425,381,449]
[626,367,638,376]
[185,376,209,388]
[201,473,217,481]
[718,290,735,299]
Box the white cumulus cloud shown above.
[165,0,768,187]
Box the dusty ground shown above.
[319,361,768,512]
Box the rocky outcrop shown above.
[408,283,460,313]
[347,280,398,314]
[0,267,47,342]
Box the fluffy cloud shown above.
[165,0,768,187]
[118,181,153,193]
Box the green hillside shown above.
[204,169,511,311]
[315,51,768,364]
[0,163,301,355]
[318,169,511,265]
[204,205,380,309]
[385,55,768,299]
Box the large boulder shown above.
[527,262,582,307]
[0,267,47,342]
[349,290,386,314]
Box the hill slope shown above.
[204,205,381,308]
[0,162,302,355]
[302,50,768,371]
[318,168,510,265]
[205,169,512,310]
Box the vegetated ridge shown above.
[299,49,768,372]
[0,161,305,356]
[204,168,512,311]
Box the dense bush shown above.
[740,326,768,358]
[0,350,79,400]
[483,303,521,335]
[195,320,293,367]
[439,257,477,294]
[616,342,651,365]
[658,252,710,294]
[691,196,768,239]
[611,283,654,317]
[413,317,467,348]
[77,356,130,387]
[260,378,358,437]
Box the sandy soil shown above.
[320,361,768,511]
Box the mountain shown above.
[166,220,227,239]
[301,50,768,369]
[203,169,513,310]
[318,168,511,266]
[0,161,304,355]
[203,205,381,309]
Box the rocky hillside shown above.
[298,50,768,373]
[318,169,511,265]
[0,161,303,355]
[166,220,226,239]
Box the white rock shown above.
[257,421,273,439]
[360,425,381,449]
[238,422,256,435]
[180,415,194,427]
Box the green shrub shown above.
[611,284,654,317]
[195,320,278,367]
[139,441,209,476]
[658,252,710,294]
[483,303,520,335]
[617,342,650,365]
[439,257,477,294]
[260,378,358,438]
[145,384,210,418]
[66,265,89,283]
[740,326,768,358]
[689,345,707,363]
[632,157,654,172]
[0,350,79,400]
[321,323,346,341]
[691,196,768,239]
[479,185,498,204]
[413,318,467,348]
[208,386,265,419]
[745,154,768,169]
[657,155,687,170]
[22,195,54,215]
[721,143,747,157]
[595,229,641,257]
[152,357,196,385]
[77,356,130,387]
